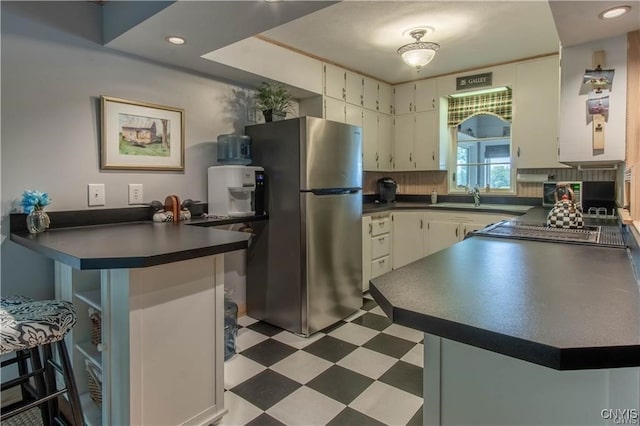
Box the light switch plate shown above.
[128,184,144,205]
[88,184,105,206]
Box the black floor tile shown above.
[247,321,285,337]
[241,339,297,367]
[361,298,378,311]
[306,365,374,405]
[350,312,392,331]
[378,360,423,397]
[230,370,301,411]
[302,335,358,363]
[406,405,423,426]
[327,407,386,426]
[245,413,286,426]
[319,320,347,334]
[363,333,416,359]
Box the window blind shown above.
[448,89,512,127]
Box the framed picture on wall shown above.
[100,96,185,171]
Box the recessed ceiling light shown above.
[598,5,631,19]
[166,36,186,45]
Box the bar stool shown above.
[0,299,84,425]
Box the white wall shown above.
[0,2,251,301]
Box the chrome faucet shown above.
[468,185,480,207]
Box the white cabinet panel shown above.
[394,115,415,170]
[371,216,391,236]
[426,220,460,255]
[363,109,379,171]
[378,114,393,171]
[346,71,363,106]
[378,82,392,115]
[394,83,415,115]
[345,104,363,127]
[362,216,372,292]
[325,97,345,123]
[324,63,345,100]
[371,256,392,277]
[513,56,564,168]
[371,233,391,259]
[415,79,437,112]
[363,77,379,111]
[414,111,439,170]
[392,212,425,269]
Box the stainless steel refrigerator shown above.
[245,117,363,336]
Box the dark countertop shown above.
[370,221,640,370]
[10,221,251,270]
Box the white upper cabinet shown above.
[324,64,345,100]
[325,96,346,122]
[378,114,393,170]
[512,56,564,169]
[414,111,439,169]
[414,79,437,112]
[394,83,415,115]
[393,114,415,170]
[378,82,392,115]
[346,71,363,106]
[363,109,379,170]
[363,77,379,111]
[345,104,363,127]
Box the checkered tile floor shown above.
[222,293,424,426]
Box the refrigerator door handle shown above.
[308,188,361,196]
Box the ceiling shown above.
[103,1,640,91]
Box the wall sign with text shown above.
[456,72,493,91]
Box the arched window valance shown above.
[447,88,512,127]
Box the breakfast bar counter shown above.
[370,230,640,425]
[10,220,251,426]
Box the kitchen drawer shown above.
[371,255,391,278]
[371,233,390,259]
[371,217,391,237]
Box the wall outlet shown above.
[128,184,144,205]
[88,184,105,206]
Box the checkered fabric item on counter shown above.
[546,200,584,229]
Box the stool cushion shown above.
[0,295,34,308]
[0,300,76,354]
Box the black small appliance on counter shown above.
[377,177,397,203]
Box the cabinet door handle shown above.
[432,152,435,161]
[432,99,435,109]
[409,153,413,162]
[427,222,430,230]
[420,219,423,229]
[455,227,459,238]
[378,221,384,227]
[409,102,413,112]
[378,236,385,242]
[376,153,379,161]
[378,259,385,264]
[342,88,346,99]
[517,146,521,157]
[369,223,372,234]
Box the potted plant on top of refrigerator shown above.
[254,81,294,122]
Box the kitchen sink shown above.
[428,203,534,213]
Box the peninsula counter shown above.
[11,221,251,426]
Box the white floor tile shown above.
[369,306,386,316]
[401,343,424,368]
[224,355,266,389]
[267,386,345,426]
[349,381,422,426]
[271,330,324,349]
[270,351,333,384]
[336,347,396,379]
[329,322,378,346]
[237,315,259,327]
[383,323,424,343]
[235,328,268,352]
[221,391,262,426]
[343,310,366,322]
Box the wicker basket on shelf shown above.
[88,307,101,346]
[85,360,102,407]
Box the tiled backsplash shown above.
[364,168,617,197]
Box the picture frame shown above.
[100,96,185,171]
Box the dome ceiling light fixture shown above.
[598,5,631,19]
[397,28,440,70]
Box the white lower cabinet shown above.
[388,211,512,269]
[362,213,392,292]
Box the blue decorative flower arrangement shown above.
[21,190,51,214]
